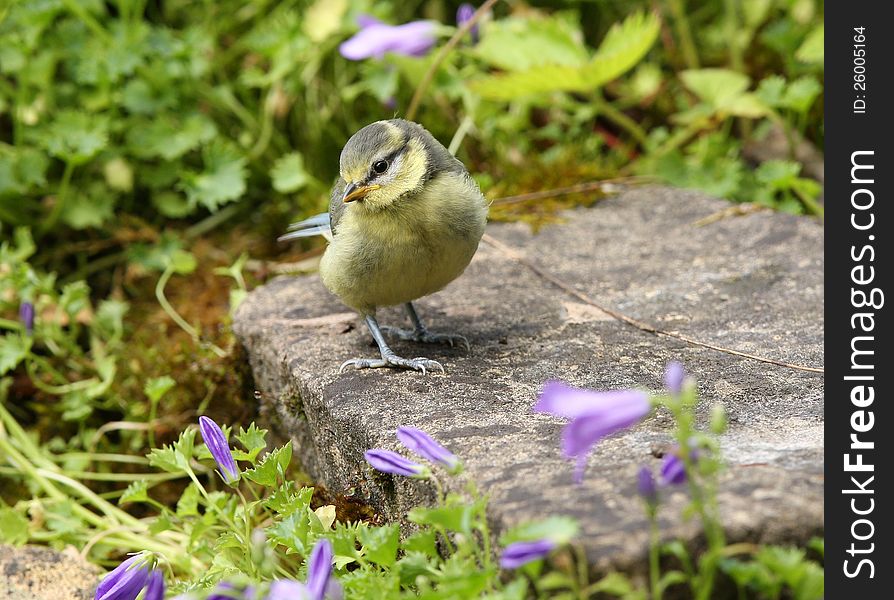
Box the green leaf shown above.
[401,529,437,556]
[408,495,476,534]
[242,441,292,487]
[755,159,801,188]
[127,114,217,161]
[589,572,636,595]
[474,14,589,72]
[396,551,435,586]
[148,428,196,474]
[756,75,786,107]
[808,537,824,559]
[180,141,247,212]
[168,249,197,275]
[680,68,750,107]
[37,111,108,164]
[0,334,31,375]
[501,516,579,545]
[359,523,400,567]
[782,76,821,114]
[271,152,310,193]
[177,483,201,517]
[264,483,314,515]
[119,481,150,505]
[795,23,824,64]
[94,299,128,342]
[470,11,659,99]
[144,375,176,403]
[304,0,347,43]
[267,507,310,555]
[148,512,173,536]
[151,192,194,219]
[60,186,116,230]
[234,423,268,463]
[794,561,824,600]
[0,507,29,545]
[723,93,770,118]
[103,157,134,192]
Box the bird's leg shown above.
[380,302,470,350]
[340,315,445,374]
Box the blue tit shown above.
[279,119,489,374]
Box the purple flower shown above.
[306,539,334,600]
[659,448,701,486]
[637,465,658,503]
[535,381,650,483]
[267,580,310,600]
[499,539,556,569]
[95,555,151,600]
[456,4,480,44]
[19,301,34,335]
[339,16,436,60]
[397,427,461,472]
[364,449,428,478]
[664,362,685,394]
[208,582,255,600]
[144,571,164,600]
[660,454,686,485]
[198,416,240,484]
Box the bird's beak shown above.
[342,182,381,203]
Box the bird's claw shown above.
[339,355,445,375]
[380,326,470,351]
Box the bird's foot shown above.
[380,326,470,351]
[339,353,445,375]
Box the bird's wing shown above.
[327,177,347,237]
[277,212,332,242]
[277,178,346,243]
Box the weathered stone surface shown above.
[0,545,100,600]
[234,186,824,573]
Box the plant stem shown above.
[58,0,111,42]
[723,0,743,72]
[649,512,661,600]
[447,115,475,156]
[41,161,75,235]
[594,95,650,148]
[667,0,700,69]
[406,0,501,121]
[155,265,228,357]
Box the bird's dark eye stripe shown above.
[370,146,406,177]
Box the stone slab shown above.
[233,186,824,573]
[0,545,100,600]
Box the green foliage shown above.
[1,1,825,597]
[470,11,660,98]
[0,228,127,420]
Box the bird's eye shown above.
[372,160,389,174]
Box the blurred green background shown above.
[1,0,822,526]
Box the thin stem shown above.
[723,0,743,72]
[58,0,111,42]
[0,318,24,331]
[594,95,650,148]
[447,115,475,156]
[37,468,143,527]
[667,0,700,69]
[41,161,75,235]
[406,0,500,121]
[155,266,228,357]
[649,512,661,600]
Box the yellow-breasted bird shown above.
[279,119,488,374]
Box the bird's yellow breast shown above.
[320,172,487,314]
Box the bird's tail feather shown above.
[277,213,332,242]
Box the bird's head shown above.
[338,119,439,211]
